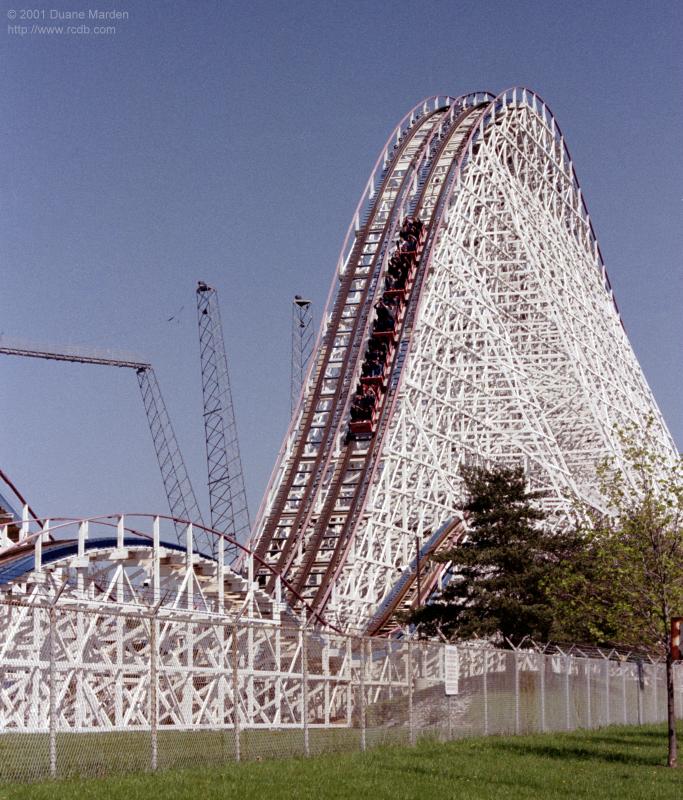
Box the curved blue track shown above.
[0,536,192,586]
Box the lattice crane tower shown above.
[251,88,677,632]
[197,282,251,561]
[291,296,314,418]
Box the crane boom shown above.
[135,366,210,552]
[0,338,209,553]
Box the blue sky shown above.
[2,0,681,522]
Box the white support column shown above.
[75,520,88,730]
[217,534,224,615]
[183,525,194,725]
[77,520,88,595]
[117,515,125,549]
[152,516,160,605]
[48,604,57,777]
[20,504,30,541]
[247,553,254,620]
[186,523,194,611]
[114,517,125,728]
[275,577,282,724]
[115,607,124,728]
[35,519,49,573]
[77,519,88,557]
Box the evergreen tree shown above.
[410,464,579,645]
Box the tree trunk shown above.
[666,650,678,768]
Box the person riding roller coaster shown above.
[401,216,423,238]
[374,299,395,333]
[399,234,418,254]
[350,384,379,421]
[387,255,409,289]
[369,338,389,359]
[362,354,384,379]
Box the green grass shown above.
[1,724,682,800]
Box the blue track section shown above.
[366,517,454,631]
[0,536,190,586]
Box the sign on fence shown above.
[444,644,459,695]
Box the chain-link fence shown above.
[1,595,681,783]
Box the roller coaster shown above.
[1,87,678,645]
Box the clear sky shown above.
[2,0,681,523]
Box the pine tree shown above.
[409,464,579,645]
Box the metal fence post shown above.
[48,605,57,779]
[301,611,309,756]
[514,651,520,734]
[408,639,415,746]
[605,658,610,726]
[565,655,571,730]
[622,664,627,724]
[48,580,68,779]
[447,692,454,740]
[232,622,241,761]
[539,653,546,733]
[359,636,366,752]
[483,651,489,736]
[346,634,352,728]
[150,608,158,771]
[586,660,592,728]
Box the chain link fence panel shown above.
[1,596,681,783]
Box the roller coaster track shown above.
[253,94,492,595]
[254,99,455,569]
[253,87,677,633]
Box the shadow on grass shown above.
[488,739,664,768]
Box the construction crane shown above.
[196,283,251,562]
[0,337,208,552]
[135,366,209,551]
[290,295,313,417]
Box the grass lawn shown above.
[1,724,682,800]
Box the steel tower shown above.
[196,282,251,561]
[291,296,313,417]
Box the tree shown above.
[409,464,581,645]
[556,421,683,768]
